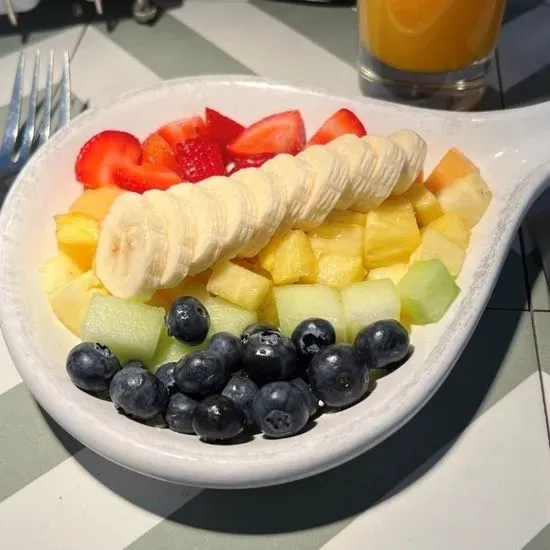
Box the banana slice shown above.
[199,175,257,260]
[327,134,377,211]
[294,145,350,230]
[352,135,406,212]
[142,189,194,289]
[390,129,427,195]
[168,183,225,275]
[230,168,287,258]
[95,192,169,300]
[261,153,311,229]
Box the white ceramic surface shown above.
[1,76,549,489]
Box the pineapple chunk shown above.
[311,254,366,289]
[402,181,443,227]
[425,147,479,194]
[364,198,420,268]
[274,284,347,342]
[159,276,210,305]
[257,289,279,326]
[367,263,409,286]
[49,271,108,336]
[436,173,493,229]
[410,227,465,277]
[55,213,99,270]
[341,279,401,342]
[259,230,317,285]
[207,261,272,311]
[308,223,364,258]
[427,213,470,249]
[324,210,366,227]
[41,253,83,295]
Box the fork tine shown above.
[58,52,71,129]
[0,51,25,158]
[37,51,54,148]
[17,50,40,166]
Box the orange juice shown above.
[358,0,506,74]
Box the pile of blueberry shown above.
[66,296,411,443]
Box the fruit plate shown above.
[1,76,549,489]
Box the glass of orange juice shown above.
[357,0,506,110]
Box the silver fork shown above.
[0,50,71,182]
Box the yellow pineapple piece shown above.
[257,289,279,326]
[41,253,83,295]
[311,254,366,289]
[410,227,465,277]
[425,147,479,194]
[146,291,172,310]
[207,261,272,311]
[49,271,108,336]
[367,263,409,286]
[308,223,364,259]
[55,213,99,271]
[427,213,470,249]
[160,276,210,305]
[402,181,443,227]
[259,230,317,285]
[324,210,366,227]
[436,173,493,229]
[364,198,420,269]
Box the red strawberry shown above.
[113,164,181,193]
[157,116,205,150]
[175,136,226,183]
[142,132,178,171]
[227,152,275,175]
[227,110,305,158]
[307,109,367,146]
[75,130,142,189]
[205,107,244,149]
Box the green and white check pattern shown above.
[1,1,550,549]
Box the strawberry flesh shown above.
[158,116,205,150]
[113,164,181,193]
[205,107,244,150]
[75,130,142,189]
[175,136,226,183]
[227,110,305,158]
[142,132,178,172]
[227,152,275,175]
[307,108,367,146]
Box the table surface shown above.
[1,1,550,549]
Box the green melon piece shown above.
[397,259,460,325]
[150,329,204,372]
[203,296,257,338]
[274,284,347,342]
[82,294,165,365]
[340,279,401,342]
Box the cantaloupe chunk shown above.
[425,148,479,194]
[69,187,125,222]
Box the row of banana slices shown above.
[96,129,427,299]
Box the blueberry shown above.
[122,359,145,370]
[192,395,245,442]
[174,350,230,396]
[242,330,297,384]
[251,382,309,438]
[307,344,369,408]
[354,320,410,370]
[222,376,259,425]
[66,342,121,392]
[155,362,177,395]
[241,323,279,345]
[109,365,168,420]
[290,377,320,418]
[208,332,243,373]
[164,393,198,434]
[291,318,336,362]
[165,296,210,345]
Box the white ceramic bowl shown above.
[1,76,549,489]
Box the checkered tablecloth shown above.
[1,1,550,549]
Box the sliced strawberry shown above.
[75,130,142,189]
[307,109,367,146]
[113,164,181,193]
[227,110,305,158]
[175,136,226,183]
[142,132,178,172]
[227,152,275,175]
[157,116,205,150]
[205,107,244,149]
